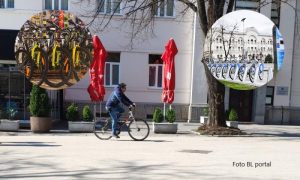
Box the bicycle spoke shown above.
[128,119,150,141]
[94,118,112,140]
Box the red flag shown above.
[87,35,107,102]
[58,10,64,29]
[161,38,178,104]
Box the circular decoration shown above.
[203,10,285,90]
[15,10,93,90]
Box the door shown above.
[229,89,253,122]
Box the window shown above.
[97,0,121,14]
[105,53,120,87]
[154,0,174,17]
[235,0,259,11]
[149,55,163,88]
[0,0,4,9]
[266,86,274,105]
[0,30,18,60]
[271,1,281,27]
[0,0,14,8]
[44,0,68,10]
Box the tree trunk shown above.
[203,62,226,127]
[199,0,228,127]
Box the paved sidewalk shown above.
[1,123,300,179]
[1,122,300,137]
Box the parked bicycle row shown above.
[206,60,265,83]
[15,11,93,89]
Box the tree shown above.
[85,0,296,132]
[219,24,238,62]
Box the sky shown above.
[212,10,275,35]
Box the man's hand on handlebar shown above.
[129,103,136,111]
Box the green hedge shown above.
[29,85,51,117]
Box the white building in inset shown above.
[205,27,273,62]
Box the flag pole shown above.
[163,102,166,121]
[93,102,96,122]
[99,101,102,120]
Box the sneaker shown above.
[112,134,120,139]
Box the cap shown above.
[118,83,127,88]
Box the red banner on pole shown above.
[87,35,107,102]
[161,38,178,104]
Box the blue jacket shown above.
[106,86,133,108]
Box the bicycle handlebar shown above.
[129,104,136,111]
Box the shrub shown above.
[29,85,51,117]
[228,108,238,121]
[264,54,273,63]
[202,107,209,116]
[82,105,93,122]
[166,109,176,123]
[152,107,163,123]
[6,107,18,120]
[66,103,79,121]
[6,101,18,120]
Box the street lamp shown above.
[241,18,246,60]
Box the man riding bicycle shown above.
[106,83,135,138]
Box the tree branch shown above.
[197,0,208,35]
[226,0,235,14]
[177,0,198,12]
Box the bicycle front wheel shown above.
[94,118,112,140]
[128,119,150,141]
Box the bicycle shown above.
[44,20,73,88]
[94,106,150,141]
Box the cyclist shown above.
[106,83,135,139]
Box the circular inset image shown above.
[15,10,93,90]
[203,10,284,90]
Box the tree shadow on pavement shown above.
[0,153,262,180]
[112,139,172,142]
[250,132,300,137]
[0,141,61,147]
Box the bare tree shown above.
[204,27,219,61]
[219,24,238,62]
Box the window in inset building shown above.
[149,55,163,88]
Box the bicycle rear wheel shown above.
[128,119,150,141]
[94,118,112,140]
[31,47,48,86]
[45,47,72,88]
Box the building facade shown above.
[204,27,274,62]
[0,0,299,124]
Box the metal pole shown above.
[243,21,244,60]
[94,102,96,122]
[23,74,25,121]
[8,69,11,120]
[241,18,246,60]
[163,103,166,122]
[99,101,102,120]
